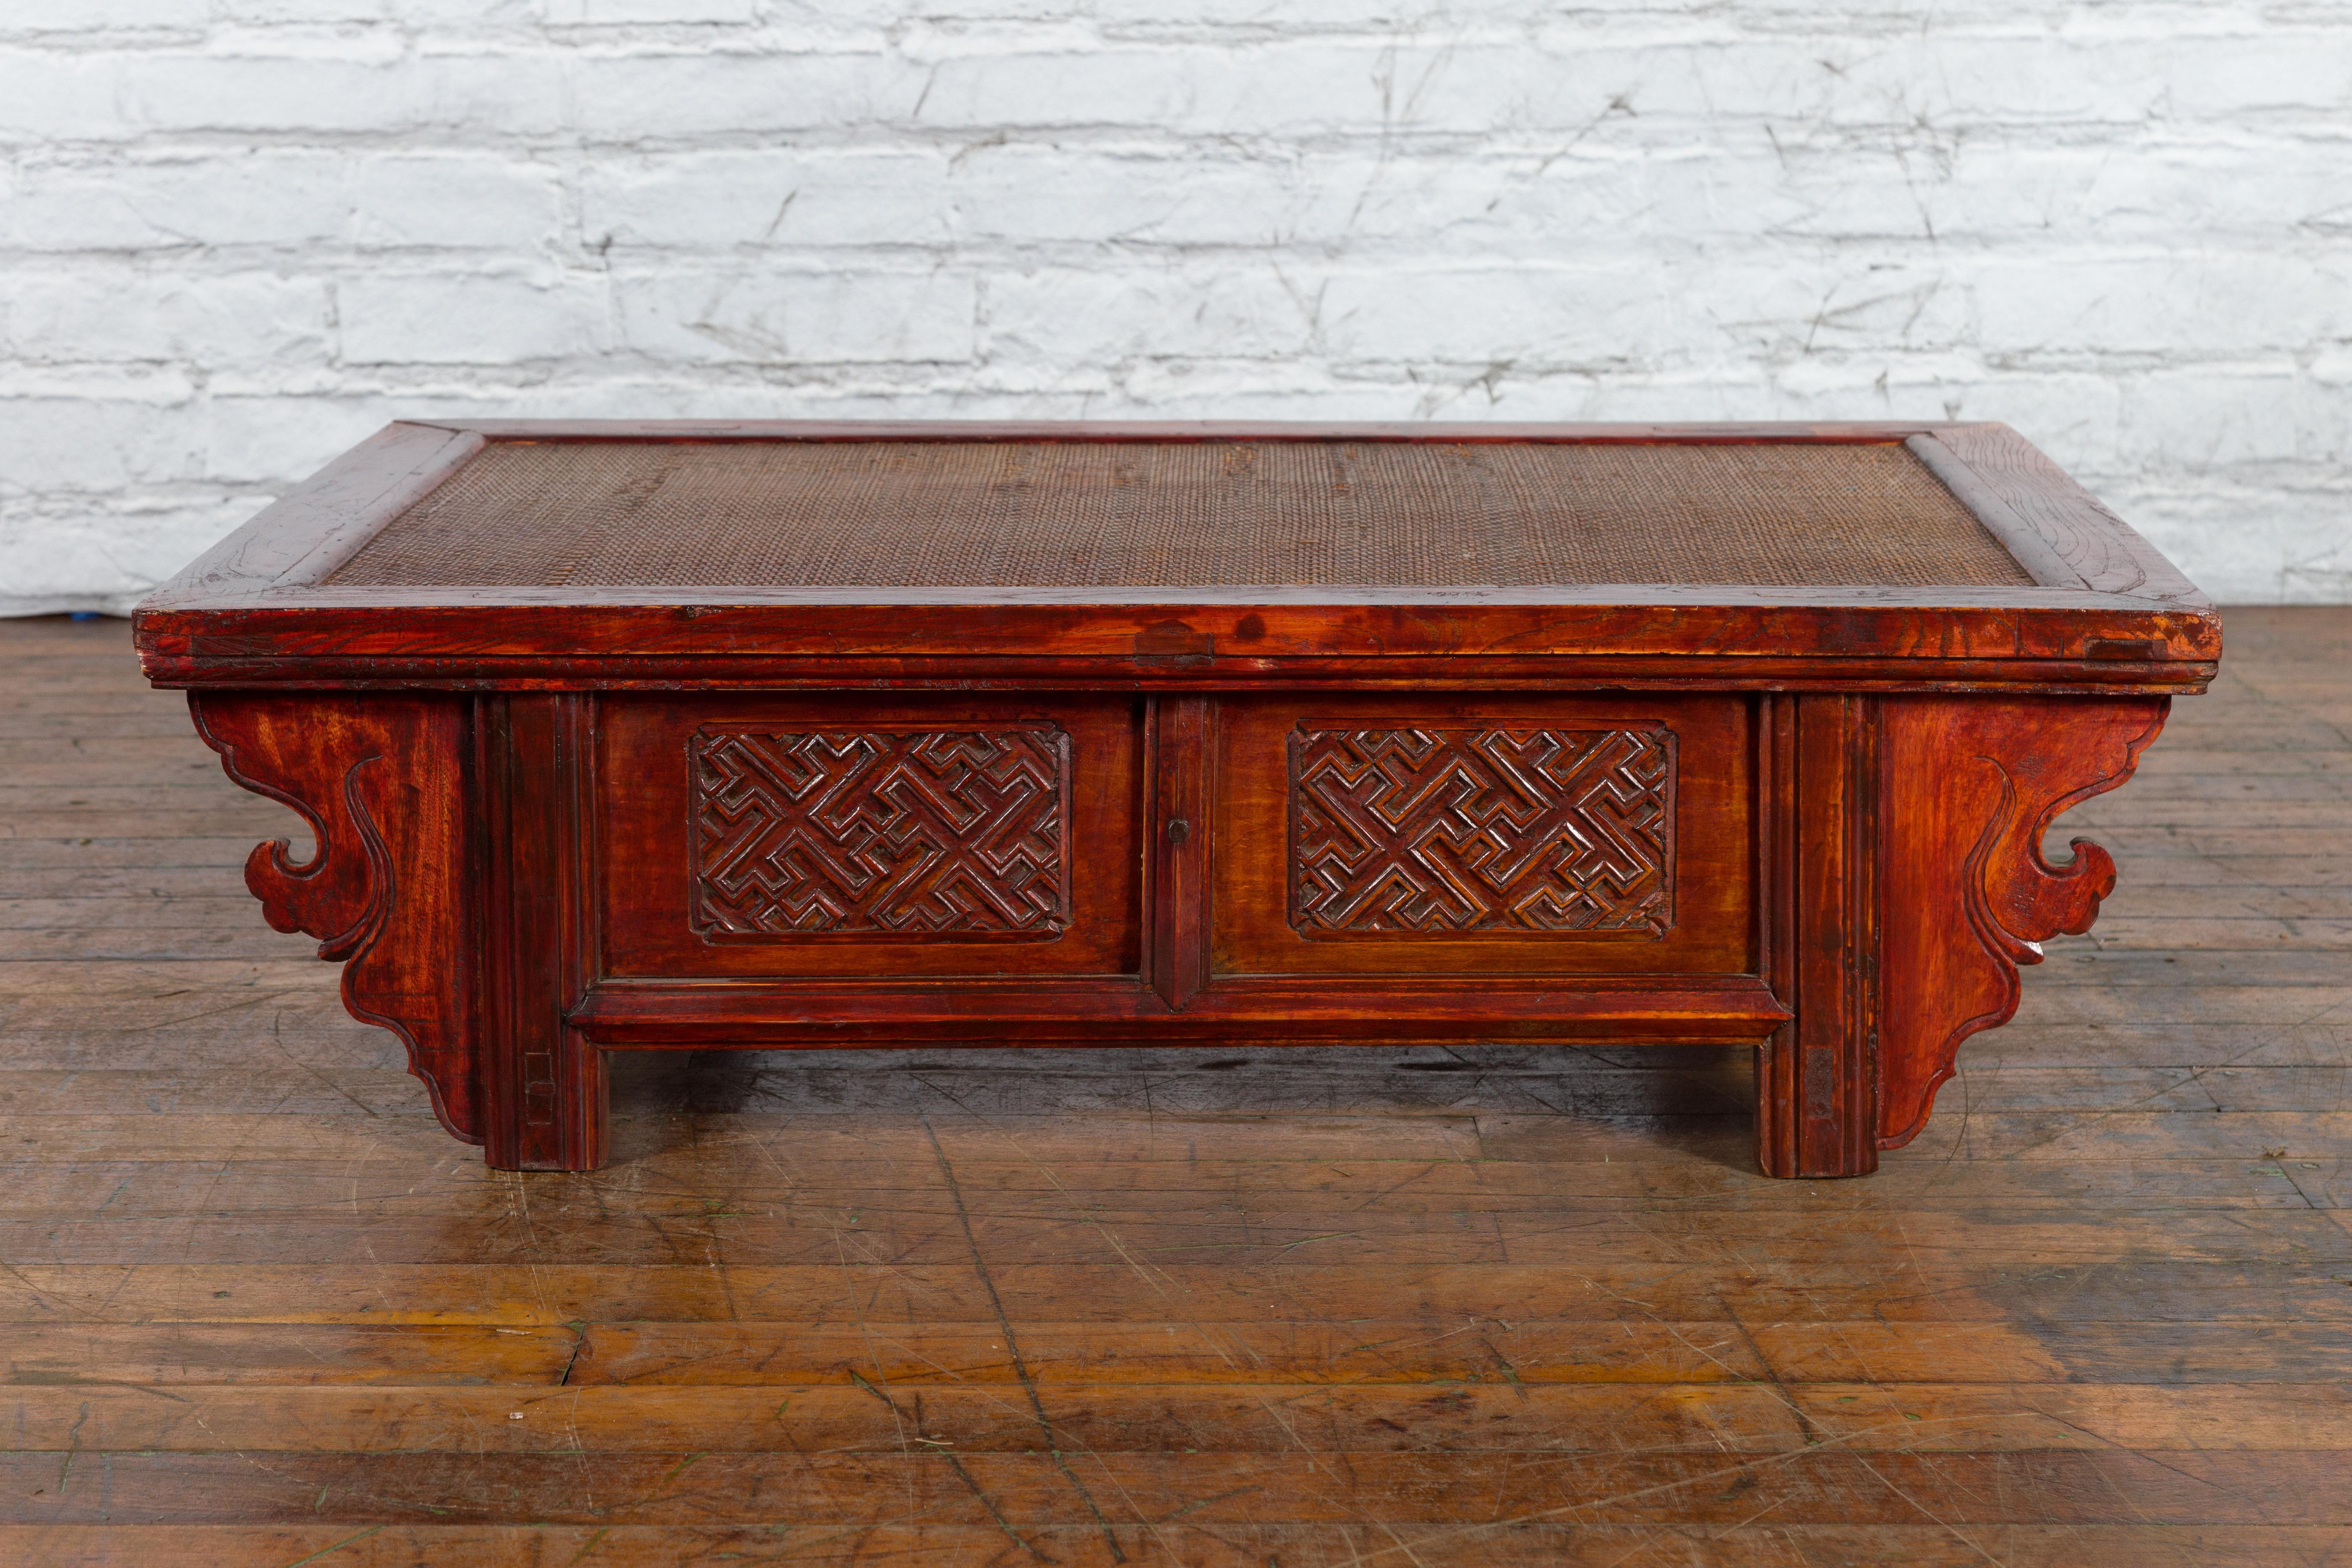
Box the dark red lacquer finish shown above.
[136,419,2217,1176]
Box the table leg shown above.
[478,693,608,1171]
[1752,692,2166,1176]
[1755,693,1881,1179]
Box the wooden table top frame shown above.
[135,419,2220,1178]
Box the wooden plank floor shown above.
[3,611,2347,1567]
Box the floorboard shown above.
[2,609,2347,1566]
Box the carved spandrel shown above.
[188,692,479,1145]
[1877,695,2169,1148]
[692,727,1072,939]
[1289,725,1676,937]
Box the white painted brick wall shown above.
[3,0,2346,611]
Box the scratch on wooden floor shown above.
[922,1112,1130,1563]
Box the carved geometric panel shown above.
[1289,726,1675,937]
[691,726,1071,939]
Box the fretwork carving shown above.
[1289,725,1675,937]
[692,727,1072,938]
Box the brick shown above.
[7,273,333,367]
[2168,31,2352,115]
[216,0,392,23]
[2118,367,2351,468]
[1973,253,2352,355]
[0,386,205,491]
[351,156,564,250]
[612,267,977,364]
[384,0,539,20]
[5,153,352,252]
[1312,264,1686,368]
[338,272,614,365]
[944,146,1338,247]
[904,43,1426,135]
[578,149,953,249]
[128,51,566,138]
[1765,37,2164,126]
[0,363,199,408]
[0,52,132,143]
[1761,138,2352,246]
[0,0,211,33]
[569,52,905,139]
[1092,0,1452,29]
[1113,359,1402,419]
[545,0,761,21]
[985,266,1320,367]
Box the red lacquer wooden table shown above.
[134,420,2219,1177]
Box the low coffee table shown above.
[136,420,2218,1177]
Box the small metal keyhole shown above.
[1167,818,1190,845]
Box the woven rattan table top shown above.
[324,438,2038,591]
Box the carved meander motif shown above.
[1289,725,1676,936]
[691,726,1072,938]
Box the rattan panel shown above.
[326,439,2037,589]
